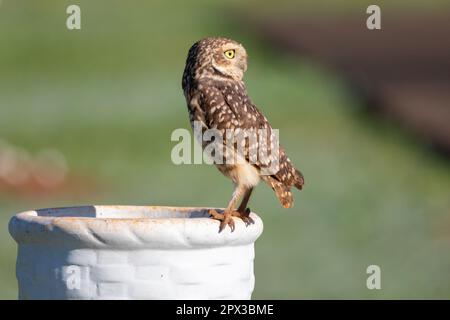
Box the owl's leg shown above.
[232,187,254,225]
[209,184,247,232]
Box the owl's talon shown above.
[209,209,235,232]
[209,208,253,232]
[242,216,254,226]
[219,216,235,233]
[232,208,254,226]
[208,209,224,220]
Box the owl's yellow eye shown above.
[224,49,235,59]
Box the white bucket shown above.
[8,205,263,300]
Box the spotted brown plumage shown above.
[182,37,304,232]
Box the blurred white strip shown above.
[32,149,68,188]
[0,140,31,186]
[0,140,68,188]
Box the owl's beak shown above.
[238,59,247,72]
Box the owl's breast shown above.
[216,162,260,188]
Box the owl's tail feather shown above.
[294,169,305,190]
[262,176,294,208]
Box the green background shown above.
[1,0,449,299]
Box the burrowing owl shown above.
[182,37,304,232]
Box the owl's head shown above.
[186,37,248,82]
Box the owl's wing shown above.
[199,84,269,135]
[199,84,304,193]
[199,84,271,166]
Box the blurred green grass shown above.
[1,0,450,299]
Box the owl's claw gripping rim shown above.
[208,208,254,232]
[208,208,224,221]
[233,208,254,226]
[209,209,234,232]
